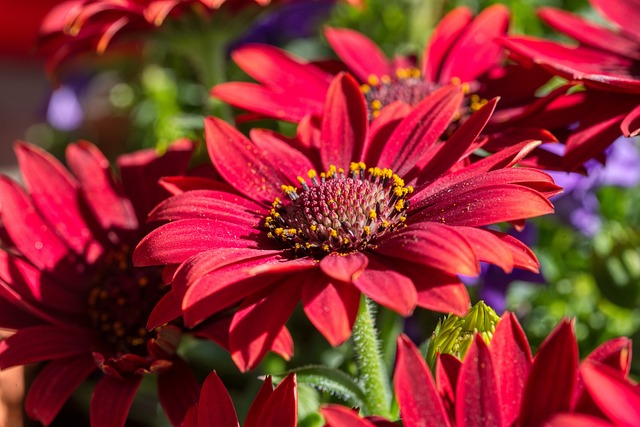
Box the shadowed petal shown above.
[66,141,138,233]
[197,371,238,427]
[456,335,502,427]
[158,357,200,426]
[147,291,182,330]
[378,85,463,176]
[491,312,532,426]
[244,377,275,427]
[324,27,392,82]
[320,73,368,169]
[621,104,640,137]
[252,374,297,427]
[302,270,360,346]
[90,375,142,427]
[591,0,640,44]
[229,277,302,371]
[25,355,96,425]
[423,7,473,82]
[15,142,100,258]
[395,335,451,426]
[520,319,578,427]
[0,326,94,368]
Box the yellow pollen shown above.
[381,220,390,228]
[399,216,407,222]
[394,187,404,197]
[461,82,470,94]
[330,230,338,238]
[381,75,391,84]
[395,200,405,211]
[410,68,421,78]
[297,176,305,184]
[371,99,382,110]
[368,74,380,86]
[322,244,330,252]
[310,224,317,232]
[272,197,281,207]
[327,165,337,177]
[406,186,414,193]
[396,68,409,79]
[369,209,377,219]
[287,228,297,235]
[363,226,371,235]
[450,76,462,86]
[275,228,284,236]
[308,170,317,179]
[361,84,371,93]
[372,110,381,118]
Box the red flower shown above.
[392,316,632,427]
[0,140,204,426]
[212,5,562,169]
[501,0,640,169]
[183,372,297,427]
[134,72,559,371]
[38,0,274,73]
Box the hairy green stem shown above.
[352,296,392,418]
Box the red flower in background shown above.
[183,372,297,427]
[134,73,558,372]
[501,0,640,169]
[38,0,275,73]
[322,315,633,427]
[212,5,563,169]
[0,140,204,427]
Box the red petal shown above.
[15,142,100,258]
[538,7,640,60]
[229,277,301,371]
[417,97,498,184]
[319,252,369,283]
[302,270,360,346]
[66,141,138,233]
[456,335,502,426]
[146,291,182,330]
[230,44,330,97]
[377,222,479,276]
[211,82,325,122]
[321,404,376,427]
[0,325,94,368]
[378,85,463,175]
[352,258,417,316]
[491,312,533,426]
[590,0,640,44]
[25,355,96,425]
[436,354,462,413]
[196,371,238,427]
[133,218,264,266]
[117,139,193,225]
[438,4,509,83]
[244,377,275,427]
[520,319,578,426]
[320,73,368,169]
[423,7,473,82]
[621,103,640,137]
[254,373,298,427]
[0,176,74,273]
[394,335,451,426]
[580,361,640,427]
[205,116,284,204]
[324,27,392,82]
[455,227,539,273]
[90,375,142,427]
[545,413,615,427]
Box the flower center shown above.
[265,162,412,258]
[87,245,167,357]
[362,69,439,119]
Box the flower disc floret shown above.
[265,162,412,258]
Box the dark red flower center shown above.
[265,163,411,258]
[87,245,167,358]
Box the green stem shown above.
[352,296,392,418]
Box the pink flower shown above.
[134,73,558,371]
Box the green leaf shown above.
[273,365,367,409]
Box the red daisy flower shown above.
[183,372,297,427]
[0,140,225,426]
[500,0,640,169]
[211,5,562,169]
[322,315,633,426]
[134,73,559,371]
